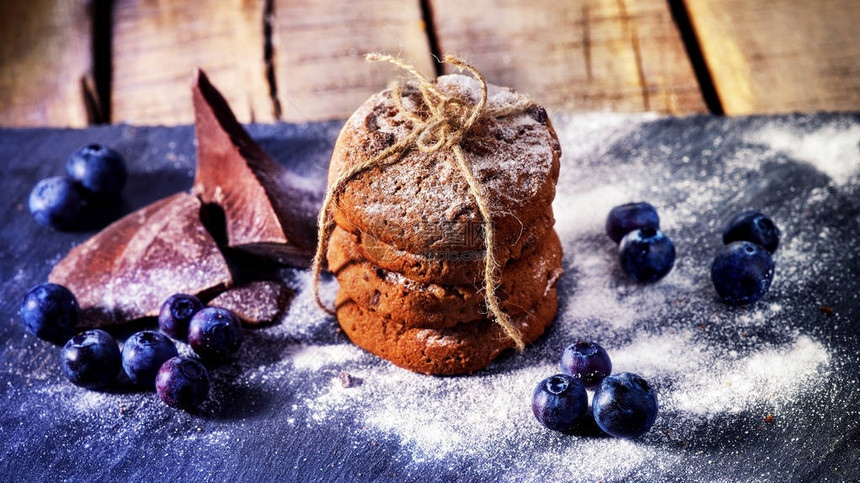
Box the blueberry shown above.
[158,294,203,340]
[560,341,612,390]
[121,331,179,387]
[156,356,210,410]
[606,202,660,243]
[28,176,82,229]
[619,228,676,283]
[532,374,589,432]
[711,241,775,306]
[65,144,126,200]
[592,372,658,438]
[19,283,80,343]
[188,307,243,360]
[722,210,780,253]
[61,329,121,389]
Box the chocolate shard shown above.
[192,69,318,267]
[49,192,232,327]
[208,281,293,326]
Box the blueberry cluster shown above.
[532,342,658,438]
[28,144,127,229]
[19,283,244,411]
[606,202,676,283]
[711,211,779,305]
[606,203,780,306]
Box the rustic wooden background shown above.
[1,0,859,127]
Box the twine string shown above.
[311,53,533,350]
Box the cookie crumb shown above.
[820,305,834,315]
[339,371,361,388]
[765,414,774,424]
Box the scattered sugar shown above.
[275,113,846,478]
[747,122,860,183]
[286,344,365,372]
[670,335,829,416]
[552,184,632,242]
[7,113,856,480]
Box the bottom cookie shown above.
[335,288,558,375]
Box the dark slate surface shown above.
[1,114,859,481]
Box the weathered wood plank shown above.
[429,0,706,114]
[0,0,92,127]
[112,0,274,125]
[271,0,434,122]
[685,0,860,115]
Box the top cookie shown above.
[329,74,561,257]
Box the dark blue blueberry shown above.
[606,202,660,243]
[28,176,82,229]
[560,341,612,390]
[532,374,589,432]
[19,283,79,343]
[711,241,775,306]
[722,210,780,253]
[65,144,126,200]
[188,307,243,360]
[158,294,203,340]
[592,372,658,438]
[156,356,210,410]
[121,331,179,387]
[619,228,676,283]
[61,329,121,389]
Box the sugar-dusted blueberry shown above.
[560,341,612,390]
[65,144,126,200]
[156,356,210,410]
[19,283,79,343]
[188,307,243,360]
[722,210,780,253]
[592,372,658,438]
[61,329,121,389]
[121,331,179,387]
[619,228,676,283]
[158,293,203,340]
[532,374,589,432]
[28,176,82,229]
[711,241,775,306]
[606,202,660,243]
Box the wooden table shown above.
[1,0,859,127]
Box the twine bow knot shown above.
[312,53,533,350]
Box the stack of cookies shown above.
[325,74,563,375]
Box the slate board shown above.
[1,114,859,481]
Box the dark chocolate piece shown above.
[192,69,318,267]
[49,192,232,327]
[208,281,293,326]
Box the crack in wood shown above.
[264,0,282,120]
[667,0,724,114]
[89,0,112,124]
[421,0,444,76]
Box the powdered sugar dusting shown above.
[670,335,829,416]
[331,74,560,253]
[747,122,860,182]
[286,343,365,372]
[4,113,858,480]
[276,113,852,479]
